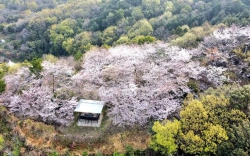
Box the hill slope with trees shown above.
[0,25,250,155]
[0,0,250,60]
[1,0,250,155]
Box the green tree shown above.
[180,130,205,154]
[151,120,181,155]
[142,0,161,18]
[29,57,42,75]
[0,134,4,150]
[0,79,6,93]
[180,99,209,133]
[0,4,5,9]
[202,84,240,98]
[229,85,250,115]
[201,95,230,126]
[0,64,9,79]
[151,94,231,155]
[102,26,118,46]
[180,5,192,14]
[203,125,228,154]
[104,12,115,26]
[131,7,144,21]
[62,38,74,54]
[128,19,153,38]
[62,31,93,56]
[82,150,88,156]
[180,98,228,155]
[173,26,188,36]
[0,24,4,32]
[218,120,250,156]
[114,9,124,22]
[49,19,77,55]
[113,151,124,156]
[125,145,134,156]
[201,85,250,155]
[26,1,38,11]
[114,35,129,45]
[131,35,155,45]
[187,79,200,94]
[171,32,197,48]
[165,1,174,13]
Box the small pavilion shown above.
[74,99,105,127]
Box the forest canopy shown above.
[0,0,250,60]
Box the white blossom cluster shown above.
[2,29,241,126]
[2,64,77,126]
[74,43,226,125]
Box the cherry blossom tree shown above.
[4,25,250,126]
[200,25,250,79]
[41,59,75,99]
[4,67,34,94]
[199,25,250,64]
[1,60,77,126]
[73,43,227,125]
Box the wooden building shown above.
[74,99,105,127]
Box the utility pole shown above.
[53,74,54,93]
[51,73,55,93]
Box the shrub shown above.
[0,79,6,93]
[125,145,134,156]
[82,150,88,156]
[29,57,43,74]
[131,35,155,45]
[74,51,83,60]
[113,151,124,156]
[232,47,250,59]
[0,64,8,78]
[229,85,250,115]
[187,79,200,94]
[0,135,4,150]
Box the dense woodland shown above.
[0,0,250,60]
[0,0,250,156]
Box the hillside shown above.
[0,0,250,155]
[0,25,250,155]
[0,0,250,60]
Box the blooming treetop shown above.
[74,43,226,125]
[3,25,245,126]
[2,61,77,126]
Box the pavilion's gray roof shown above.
[74,99,105,114]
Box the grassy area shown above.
[0,106,25,156]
